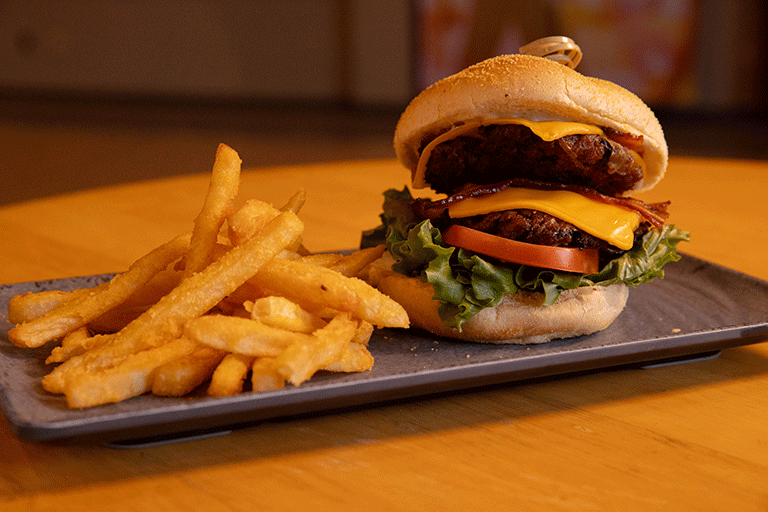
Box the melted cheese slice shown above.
[448,187,641,250]
[413,117,605,188]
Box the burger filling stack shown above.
[361,52,689,344]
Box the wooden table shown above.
[2,156,767,511]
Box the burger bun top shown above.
[394,54,668,193]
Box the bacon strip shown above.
[603,127,645,155]
[412,178,669,228]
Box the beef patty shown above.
[441,209,649,264]
[422,124,644,196]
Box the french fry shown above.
[184,315,309,356]
[63,336,199,408]
[280,190,309,254]
[250,357,284,392]
[7,288,88,325]
[247,296,326,333]
[87,266,185,333]
[227,190,304,248]
[247,259,359,315]
[279,189,306,214]
[227,199,280,246]
[88,303,154,334]
[46,326,101,364]
[274,313,357,386]
[184,143,241,278]
[352,320,374,346]
[6,144,408,409]
[328,245,386,277]
[323,342,374,373]
[124,265,185,304]
[9,232,191,348]
[248,258,409,328]
[43,212,303,394]
[152,345,226,396]
[299,253,344,268]
[208,353,256,397]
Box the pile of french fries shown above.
[6,144,409,408]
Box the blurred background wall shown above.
[1,0,766,204]
[3,0,765,110]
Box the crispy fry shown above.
[328,245,386,277]
[109,265,184,315]
[280,190,309,254]
[227,199,280,246]
[323,342,374,373]
[250,357,284,392]
[299,253,344,268]
[248,258,409,328]
[43,212,303,394]
[9,232,191,348]
[7,288,88,325]
[46,326,102,364]
[352,320,374,346]
[152,345,226,396]
[184,143,241,278]
[87,267,184,334]
[208,353,256,397]
[247,259,360,314]
[247,296,326,333]
[63,336,199,408]
[185,315,310,356]
[279,189,306,214]
[274,313,357,386]
[7,143,408,409]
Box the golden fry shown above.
[208,353,256,397]
[274,313,357,386]
[279,189,306,214]
[352,320,374,346]
[88,303,152,334]
[152,345,226,396]
[184,143,241,278]
[328,245,386,277]
[7,288,88,325]
[43,212,303,394]
[7,143,406,409]
[87,266,184,334]
[323,342,374,373]
[185,315,310,356]
[250,357,284,392]
[8,232,191,348]
[63,337,198,408]
[248,259,360,314]
[249,258,409,328]
[248,296,326,333]
[227,199,280,246]
[299,253,343,268]
[46,326,103,364]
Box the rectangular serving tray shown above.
[2,253,767,445]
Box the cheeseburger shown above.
[361,51,689,344]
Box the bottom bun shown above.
[367,257,628,344]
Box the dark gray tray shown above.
[2,254,767,445]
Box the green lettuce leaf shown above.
[361,187,690,331]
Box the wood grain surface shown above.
[1,156,767,511]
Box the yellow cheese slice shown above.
[413,118,604,188]
[447,187,641,250]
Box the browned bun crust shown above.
[394,54,667,194]
[367,256,628,344]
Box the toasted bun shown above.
[394,54,667,193]
[367,256,628,344]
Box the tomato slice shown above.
[442,225,600,274]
